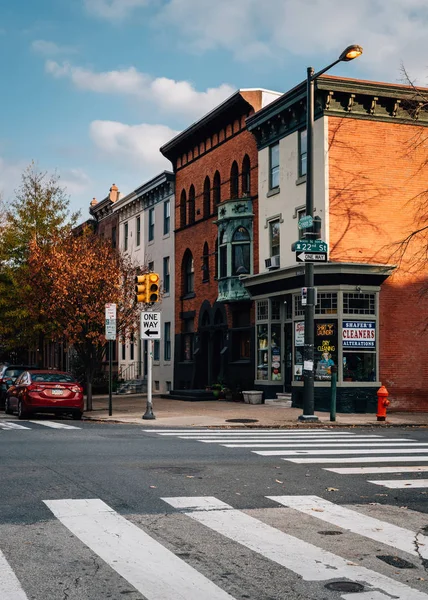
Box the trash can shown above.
[242,391,263,404]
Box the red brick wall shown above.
[174,128,260,332]
[328,116,428,410]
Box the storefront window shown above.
[342,320,376,381]
[294,321,304,380]
[257,324,269,380]
[343,353,376,381]
[271,324,281,381]
[314,320,338,381]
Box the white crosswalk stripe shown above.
[325,466,428,474]
[0,422,31,430]
[368,479,428,489]
[1,495,428,600]
[0,420,81,430]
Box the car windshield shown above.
[30,373,77,383]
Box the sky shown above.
[1,0,427,220]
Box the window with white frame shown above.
[269,143,279,189]
[124,222,129,251]
[269,219,280,257]
[298,129,307,177]
[164,322,171,361]
[163,200,170,235]
[136,216,141,246]
[148,208,155,242]
[163,256,170,294]
[256,299,282,382]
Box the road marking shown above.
[0,422,31,430]
[161,496,428,600]
[283,456,428,464]
[198,436,388,443]
[254,448,428,456]
[28,421,80,429]
[0,548,29,599]
[325,466,428,474]
[368,479,428,489]
[223,442,422,448]
[150,430,358,436]
[342,593,393,600]
[44,498,234,600]
[267,495,428,559]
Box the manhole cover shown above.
[325,581,365,593]
[225,419,259,423]
[377,555,416,569]
[318,530,343,536]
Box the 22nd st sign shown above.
[141,312,161,339]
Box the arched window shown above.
[180,189,187,227]
[201,311,210,327]
[183,250,194,294]
[214,309,224,325]
[219,229,227,279]
[188,185,195,225]
[213,171,221,205]
[202,241,210,282]
[242,155,251,196]
[230,161,239,199]
[232,226,250,275]
[203,176,210,218]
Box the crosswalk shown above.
[0,420,81,430]
[145,428,428,491]
[1,494,427,599]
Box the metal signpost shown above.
[141,312,161,420]
[105,303,117,417]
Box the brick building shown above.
[161,89,281,394]
[244,76,428,411]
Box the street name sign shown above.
[141,311,161,339]
[292,240,328,253]
[298,215,313,229]
[296,252,327,263]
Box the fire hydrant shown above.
[376,385,390,421]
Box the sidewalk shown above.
[83,394,428,428]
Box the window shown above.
[269,143,279,189]
[242,155,251,196]
[214,237,219,279]
[299,129,307,177]
[180,189,187,227]
[315,292,337,315]
[121,341,126,360]
[256,300,282,382]
[188,185,195,225]
[182,318,194,360]
[232,226,250,275]
[203,176,210,218]
[202,242,209,282]
[124,222,129,251]
[136,216,141,246]
[184,251,194,294]
[153,340,160,361]
[111,226,117,249]
[148,261,154,272]
[148,208,155,242]
[343,293,375,315]
[219,229,227,278]
[163,200,170,235]
[269,220,280,257]
[164,322,171,361]
[163,256,170,294]
[213,171,221,205]
[130,334,134,360]
[230,161,239,199]
[342,320,376,382]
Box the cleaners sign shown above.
[342,321,376,348]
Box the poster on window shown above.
[315,320,337,381]
[342,321,376,348]
[295,321,304,346]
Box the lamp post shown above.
[299,45,363,422]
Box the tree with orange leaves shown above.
[27,227,144,409]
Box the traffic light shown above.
[135,274,148,303]
[147,273,160,303]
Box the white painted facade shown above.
[113,172,175,394]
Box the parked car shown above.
[4,370,84,420]
[0,365,35,409]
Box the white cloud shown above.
[45,61,235,119]
[83,0,149,20]
[89,120,179,170]
[31,40,77,56]
[60,168,92,199]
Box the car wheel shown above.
[4,397,13,415]
[72,411,83,421]
[17,400,28,420]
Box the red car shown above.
[4,370,84,420]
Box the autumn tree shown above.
[0,163,79,360]
[27,228,143,410]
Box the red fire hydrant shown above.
[376,385,390,421]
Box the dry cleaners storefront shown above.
[242,262,394,413]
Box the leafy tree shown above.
[27,228,143,410]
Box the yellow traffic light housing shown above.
[135,274,148,303]
[147,273,160,303]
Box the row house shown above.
[112,171,175,394]
[160,89,281,393]
[242,75,428,412]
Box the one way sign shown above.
[296,251,327,263]
[141,312,161,339]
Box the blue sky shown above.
[1,0,427,219]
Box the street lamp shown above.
[299,44,363,423]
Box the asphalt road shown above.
[1,418,427,600]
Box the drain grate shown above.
[225,418,259,423]
[318,530,343,536]
[377,555,416,569]
[325,581,365,593]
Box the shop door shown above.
[284,323,292,392]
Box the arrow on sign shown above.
[144,329,159,337]
[296,252,327,263]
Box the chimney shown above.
[109,183,119,202]
[90,197,98,207]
